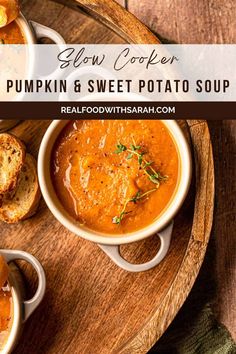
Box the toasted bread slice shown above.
[0,154,41,223]
[0,133,26,195]
[0,255,9,289]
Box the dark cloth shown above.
[149,237,236,354]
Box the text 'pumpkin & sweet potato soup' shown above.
[51,120,179,234]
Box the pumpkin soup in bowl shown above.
[0,286,13,350]
[51,120,179,234]
[0,250,46,353]
[0,20,25,44]
[39,119,191,270]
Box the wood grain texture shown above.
[118,120,214,354]
[118,0,236,341]
[0,119,214,354]
[54,0,160,43]
[208,121,236,340]
[127,0,236,44]
[114,0,235,341]
[20,0,124,44]
[190,122,215,242]
[3,0,217,352]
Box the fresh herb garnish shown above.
[112,211,130,225]
[112,140,168,224]
[112,189,157,224]
[114,141,167,187]
[114,142,127,154]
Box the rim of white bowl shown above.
[2,281,21,354]
[16,13,36,44]
[38,119,192,245]
[13,14,36,103]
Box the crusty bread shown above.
[0,153,41,223]
[0,133,26,195]
[0,255,9,289]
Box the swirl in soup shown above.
[51,120,179,234]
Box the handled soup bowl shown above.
[38,119,191,272]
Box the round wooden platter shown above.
[1,1,214,353]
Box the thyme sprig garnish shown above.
[112,141,168,224]
[115,142,167,187]
[112,189,157,224]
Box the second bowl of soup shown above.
[0,250,46,354]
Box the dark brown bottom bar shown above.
[0,102,235,120]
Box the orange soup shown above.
[51,120,179,234]
[0,288,12,349]
[0,21,25,44]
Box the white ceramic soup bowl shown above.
[38,120,192,272]
[0,12,65,131]
[14,12,65,99]
[0,250,46,354]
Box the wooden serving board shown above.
[2,1,214,353]
[1,119,214,354]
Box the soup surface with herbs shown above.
[0,21,25,44]
[51,120,179,234]
[0,287,12,349]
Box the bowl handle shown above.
[29,21,65,45]
[0,250,46,322]
[99,221,173,272]
[29,21,65,81]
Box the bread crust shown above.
[20,154,41,221]
[0,153,41,223]
[0,133,26,195]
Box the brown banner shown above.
[0,102,235,119]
